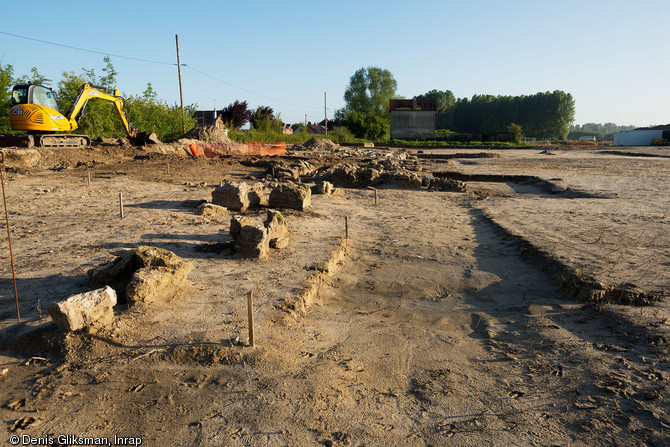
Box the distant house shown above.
[192,110,228,130]
[578,136,597,142]
[390,99,437,139]
[294,123,326,135]
[613,124,670,146]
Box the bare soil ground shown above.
[0,143,668,446]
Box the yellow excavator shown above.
[5,82,148,148]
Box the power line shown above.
[184,66,322,110]
[1,30,325,111]
[0,30,176,66]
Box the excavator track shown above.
[37,134,90,148]
[0,133,90,149]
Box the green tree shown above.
[57,71,88,113]
[15,67,52,86]
[550,90,575,140]
[447,90,574,140]
[507,123,523,143]
[327,126,355,144]
[342,66,397,118]
[142,82,158,102]
[98,56,118,89]
[125,84,196,142]
[250,106,282,133]
[0,63,15,133]
[220,100,251,130]
[341,111,389,141]
[416,89,456,130]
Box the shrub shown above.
[327,126,355,144]
[341,111,390,141]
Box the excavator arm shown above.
[67,83,136,138]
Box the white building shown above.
[613,125,669,146]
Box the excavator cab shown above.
[11,84,59,111]
[9,84,71,136]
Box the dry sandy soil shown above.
[0,141,668,446]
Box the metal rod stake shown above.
[0,157,20,322]
[247,291,255,347]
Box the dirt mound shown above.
[181,126,233,144]
[302,137,340,151]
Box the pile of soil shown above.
[301,137,340,151]
[181,126,233,144]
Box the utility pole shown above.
[324,91,328,134]
[175,34,185,133]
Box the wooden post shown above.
[175,34,185,133]
[0,155,20,322]
[119,193,124,218]
[374,188,377,205]
[87,172,91,187]
[345,216,349,239]
[247,291,255,347]
[167,162,170,175]
[324,91,328,135]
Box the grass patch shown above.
[389,139,530,148]
[228,130,314,144]
[228,128,370,145]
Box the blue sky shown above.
[1,0,667,126]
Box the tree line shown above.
[337,67,577,141]
[568,122,636,140]
[417,90,575,140]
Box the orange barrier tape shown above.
[188,142,285,157]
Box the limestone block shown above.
[87,246,192,305]
[212,182,264,211]
[88,250,137,285]
[270,237,289,249]
[230,215,254,239]
[238,225,269,259]
[264,209,288,240]
[311,181,334,195]
[134,246,191,270]
[126,265,190,305]
[269,183,311,210]
[48,286,117,332]
[198,202,228,217]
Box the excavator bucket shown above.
[129,131,161,146]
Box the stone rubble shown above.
[87,246,192,306]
